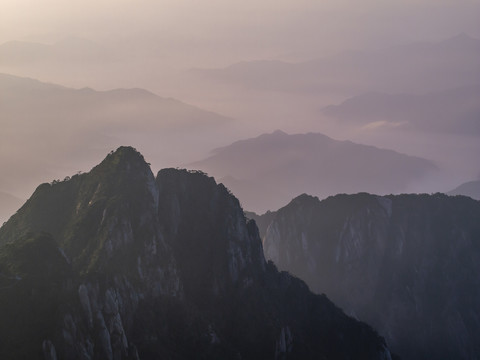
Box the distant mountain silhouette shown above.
[322,85,480,136]
[189,130,437,212]
[0,73,229,130]
[0,73,232,199]
[191,34,480,95]
[447,180,480,200]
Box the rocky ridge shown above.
[258,193,480,359]
[0,147,392,360]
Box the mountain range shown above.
[190,130,437,213]
[0,147,393,359]
[249,193,480,359]
[0,72,228,131]
[447,180,480,200]
[0,73,233,200]
[322,85,480,136]
[182,34,480,140]
[191,34,480,96]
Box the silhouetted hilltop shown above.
[447,179,480,200]
[322,85,480,136]
[0,147,392,360]
[191,34,480,95]
[190,130,437,212]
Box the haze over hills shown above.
[0,147,393,359]
[0,73,236,200]
[254,192,480,359]
[174,34,480,182]
[3,34,479,132]
[0,73,228,130]
[1,1,480,358]
[190,130,437,213]
[322,85,480,136]
[191,34,480,96]
[0,37,125,90]
[1,34,478,191]
[0,37,116,65]
[447,180,480,200]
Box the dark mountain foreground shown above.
[254,193,480,359]
[0,147,392,360]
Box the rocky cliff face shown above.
[0,147,392,360]
[261,193,480,360]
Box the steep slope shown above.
[245,210,277,239]
[0,147,392,360]
[190,130,436,213]
[0,147,181,360]
[261,193,480,359]
[0,191,23,225]
[447,179,480,200]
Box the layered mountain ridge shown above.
[253,193,480,359]
[322,85,480,136]
[0,73,233,203]
[0,147,392,360]
[447,179,480,200]
[190,130,436,213]
[191,34,480,95]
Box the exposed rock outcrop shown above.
[0,147,392,359]
[261,192,480,359]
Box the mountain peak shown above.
[95,146,150,173]
[291,193,319,204]
[111,145,144,159]
[0,148,392,359]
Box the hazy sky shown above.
[2,0,480,66]
[1,0,479,221]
